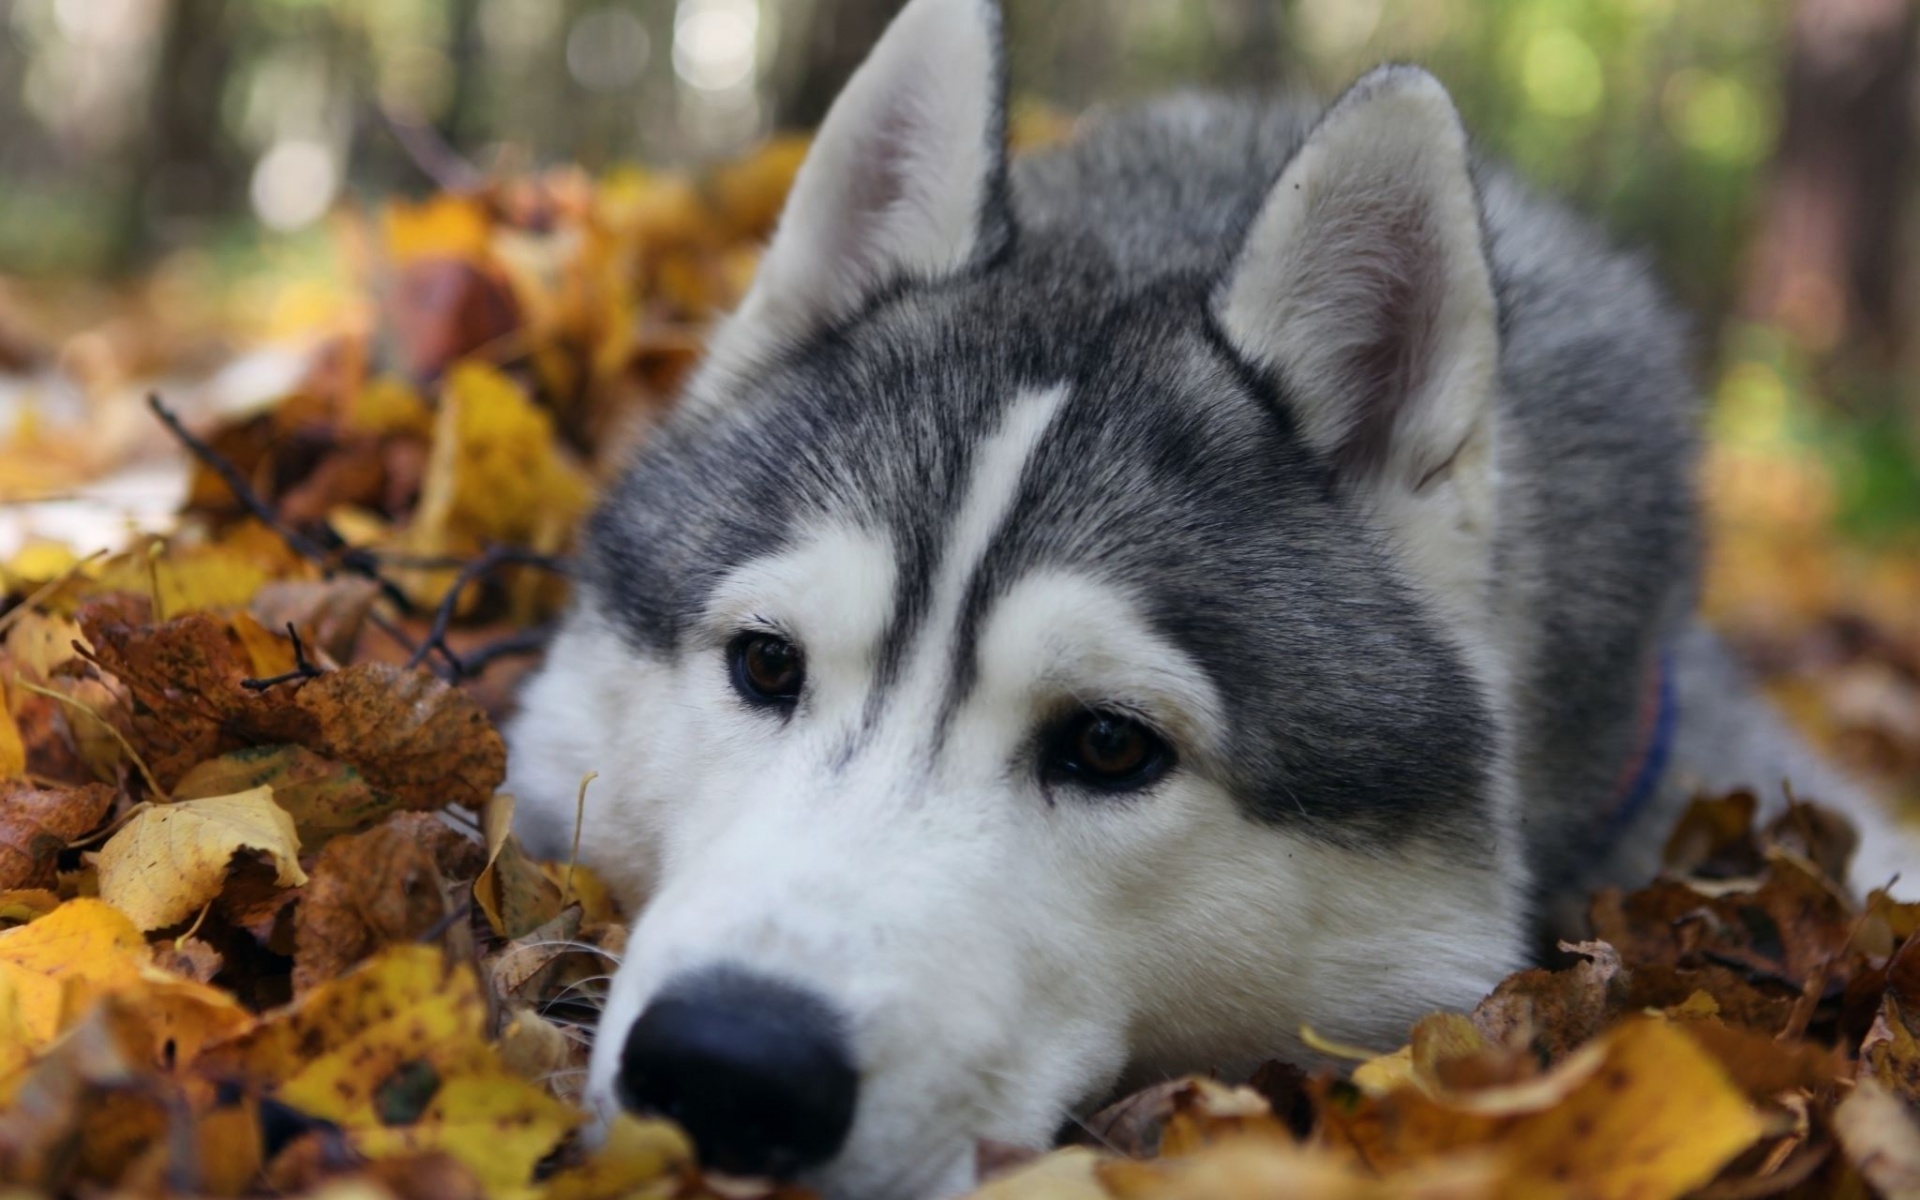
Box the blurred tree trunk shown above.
[111,0,245,273]
[442,0,488,151]
[1211,0,1287,88]
[774,0,909,129]
[1744,0,1917,370]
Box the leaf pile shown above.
[0,137,1918,1199]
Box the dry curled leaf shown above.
[95,786,307,931]
[292,812,474,994]
[1319,1017,1768,1200]
[0,779,113,890]
[289,664,506,812]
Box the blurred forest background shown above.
[0,0,1916,796]
[1,0,1919,529]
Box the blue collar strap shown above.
[1601,653,1677,844]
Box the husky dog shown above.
[506,0,1912,1194]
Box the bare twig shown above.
[145,393,330,563]
[381,107,485,194]
[241,623,326,691]
[404,545,566,678]
[146,393,415,613]
[456,624,553,676]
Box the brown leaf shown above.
[77,597,306,786]
[1861,931,1920,1100]
[249,577,382,665]
[473,795,562,940]
[1472,941,1619,1065]
[292,813,461,995]
[290,664,506,811]
[0,779,113,890]
[1664,791,1766,880]
[151,936,224,985]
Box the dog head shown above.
[508,2,1529,1195]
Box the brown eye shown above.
[731,633,805,708]
[1044,710,1173,793]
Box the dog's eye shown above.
[730,633,805,708]
[1044,710,1172,792]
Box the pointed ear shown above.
[720,0,1008,366]
[1215,66,1498,494]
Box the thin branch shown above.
[381,107,484,194]
[146,392,414,613]
[456,624,553,676]
[145,393,329,563]
[241,623,326,691]
[405,545,566,678]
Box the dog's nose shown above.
[617,969,858,1178]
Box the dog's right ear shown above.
[705,0,1009,379]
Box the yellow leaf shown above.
[1099,1139,1502,1200]
[207,945,575,1194]
[203,943,465,1088]
[969,1147,1111,1200]
[384,193,493,264]
[407,362,590,569]
[96,787,307,931]
[542,1114,690,1200]
[127,964,256,1069]
[475,794,563,939]
[0,898,145,1042]
[275,976,496,1121]
[0,697,23,780]
[0,969,34,1102]
[346,375,435,438]
[3,610,82,681]
[228,610,298,680]
[1323,1017,1766,1200]
[90,544,270,618]
[352,1067,578,1194]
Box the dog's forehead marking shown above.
[861,383,1071,741]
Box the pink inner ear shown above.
[832,101,926,285]
[1309,188,1446,478]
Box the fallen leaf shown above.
[542,1113,691,1200]
[175,743,403,842]
[1320,1017,1768,1200]
[0,898,146,1042]
[0,779,114,890]
[96,786,307,931]
[208,944,575,1191]
[475,794,563,939]
[250,576,383,664]
[290,663,507,811]
[1098,1139,1500,1200]
[969,1147,1111,1200]
[292,813,461,993]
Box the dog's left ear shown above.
[1217,66,1502,634]
[1218,66,1497,492]
[714,0,1008,372]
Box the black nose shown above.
[617,969,858,1178]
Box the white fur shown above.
[696,0,999,394]
[507,377,1529,1200]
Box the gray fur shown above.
[577,85,1759,905]
[511,23,1912,1191]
